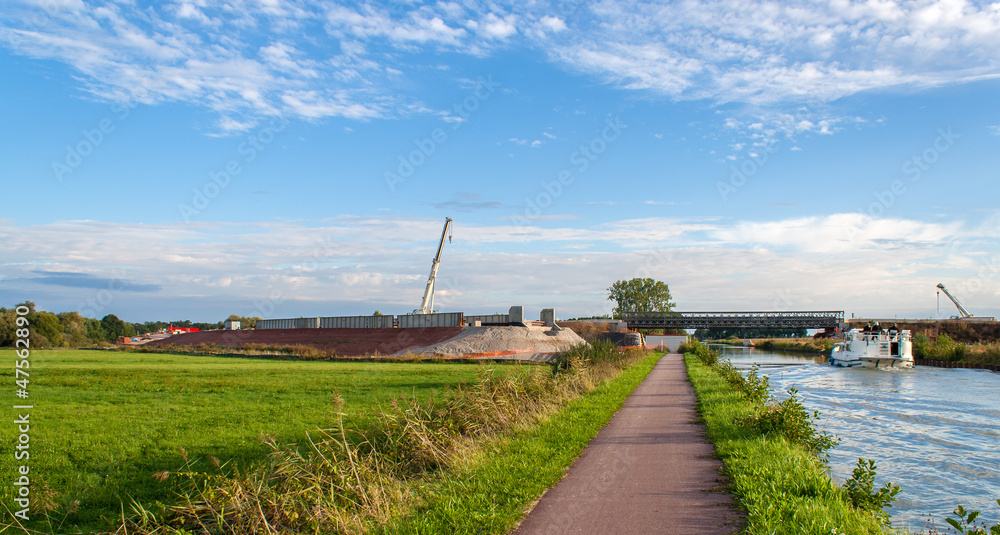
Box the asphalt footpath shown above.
[512,353,743,535]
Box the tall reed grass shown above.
[111,341,646,535]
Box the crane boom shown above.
[417,217,453,314]
[936,283,972,318]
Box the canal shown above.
[714,344,1000,532]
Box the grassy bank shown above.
[0,349,493,533]
[380,351,661,533]
[912,334,1000,367]
[681,341,897,534]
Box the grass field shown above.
[0,349,503,533]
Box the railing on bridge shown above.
[622,311,845,330]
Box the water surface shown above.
[715,344,1000,531]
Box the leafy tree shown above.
[59,311,106,346]
[101,314,137,341]
[607,278,675,319]
[29,310,63,347]
[85,319,106,342]
[694,328,808,340]
[225,314,261,329]
[0,302,63,348]
[0,307,15,347]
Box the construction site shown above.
[145,218,996,358]
[146,217,652,359]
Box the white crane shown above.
[416,217,453,314]
[936,283,973,319]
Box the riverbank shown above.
[711,342,1000,532]
[681,341,896,534]
[912,334,1000,367]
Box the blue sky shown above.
[1,0,999,323]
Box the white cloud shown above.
[478,13,517,39]
[537,0,1000,129]
[2,214,997,320]
[530,139,542,147]
[539,15,567,33]
[712,214,962,254]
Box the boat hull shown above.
[830,355,914,368]
[860,357,913,369]
[830,328,914,369]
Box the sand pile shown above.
[400,326,587,361]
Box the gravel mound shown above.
[401,326,587,361]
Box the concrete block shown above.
[509,305,525,326]
[540,308,562,330]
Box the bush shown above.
[678,339,718,366]
[944,501,1000,534]
[738,387,839,456]
[843,458,900,526]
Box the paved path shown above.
[513,353,742,535]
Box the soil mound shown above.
[401,326,587,361]
[145,327,462,356]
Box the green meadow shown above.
[0,349,498,533]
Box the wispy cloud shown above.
[547,0,1000,107]
[3,1,998,133]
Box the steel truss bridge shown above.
[622,311,845,330]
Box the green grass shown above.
[684,354,890,535]
[0,349,499,533]
[379,351,663,534]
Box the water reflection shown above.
[714,344,1000,531]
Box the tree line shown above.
[693,328,809,340]
[0,302,261,348]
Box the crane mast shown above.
[417,217,453,314]
[936,283,972,318]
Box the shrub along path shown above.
[512,353,743,535]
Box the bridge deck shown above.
[622,311,844,330]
